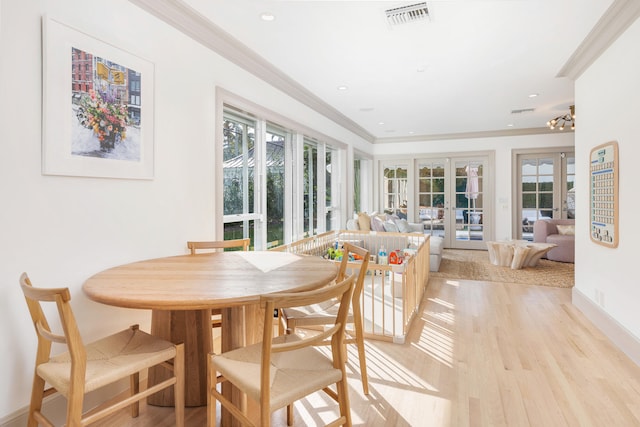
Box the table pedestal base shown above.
[148,309,212,407]
[486,241,556,270]
[146,306,265,426]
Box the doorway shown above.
[514,149,575,241]
[416,155,491,250]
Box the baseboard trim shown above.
[0,378,131,427]
[572,287,640,366]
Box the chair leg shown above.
[336,375,352,427]
[27,376,46,427]
[353,317,369,395]
[207,354,216,427]
[174,344,185,427]
[287,403,294,426]
[130,372,140,418]
[66,388,85,427]
[338,340,353,427]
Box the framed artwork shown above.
[42,16,155,179]
[589,141,618,248]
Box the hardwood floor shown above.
[93,277,640,426]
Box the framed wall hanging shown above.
[42,16,155,179]
[589,141,618,248]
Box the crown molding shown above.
[373,127,570,144]
[558,0,640,80]
[128,0,375,143]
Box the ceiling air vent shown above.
[511,108,536,114]
[385,2,429,26]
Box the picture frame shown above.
[589,141,619,248]
[42,16,155,179]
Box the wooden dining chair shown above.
[279,242,371,396]
[187,238,250,254]
[187,238,251,331]
[19,272,185,427]
[207,273,356,427]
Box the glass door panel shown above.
[417,161,445,237]
[565,154,576,219]
[517,151,574,240]
[453,160,485,245]
[416,156,489,250]
[520,157,555,240]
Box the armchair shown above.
[533,219,575,263]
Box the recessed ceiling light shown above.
[408,131,415,134]
[528,93,539,98]
[260,12,275,21]
[507,124,514,127]
[337,85,348,91]
[378,121,385,125]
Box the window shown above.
[325,146,341,231]
[266,126,287,248]
[353,158,361,214]
[303,140,318,237]
[353,153,373,216]
[382,164,408,216]
[221,101,344,249]
[222,112,257,246]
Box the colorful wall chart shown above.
[590,141,618,248]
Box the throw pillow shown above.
[346,219,360,231]
[556,224,575,236]
[396,218,410,233]
[383,220,399,233]
[371,215,385,231]
[357,212,371,231]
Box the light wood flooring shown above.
[93,277,640,426]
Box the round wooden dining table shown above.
[83,250,338,415]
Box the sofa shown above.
[533,219,575,263]
[347,212,423,234]
[429,236,444,272]
[347,212,444,272]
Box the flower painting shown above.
[71,48,141,161]
[43,17,154,179]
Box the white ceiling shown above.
[151,0,614,141]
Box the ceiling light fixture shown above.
[260,12,275,21]
[547,105,575,130]
[337,85,348,91]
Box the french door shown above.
[416,155,491,250]
[514,149,575,241]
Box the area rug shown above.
[430,249,574,288]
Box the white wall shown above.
[574,17,640,341]
[0,0,371,421]
[373,133,575,241]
